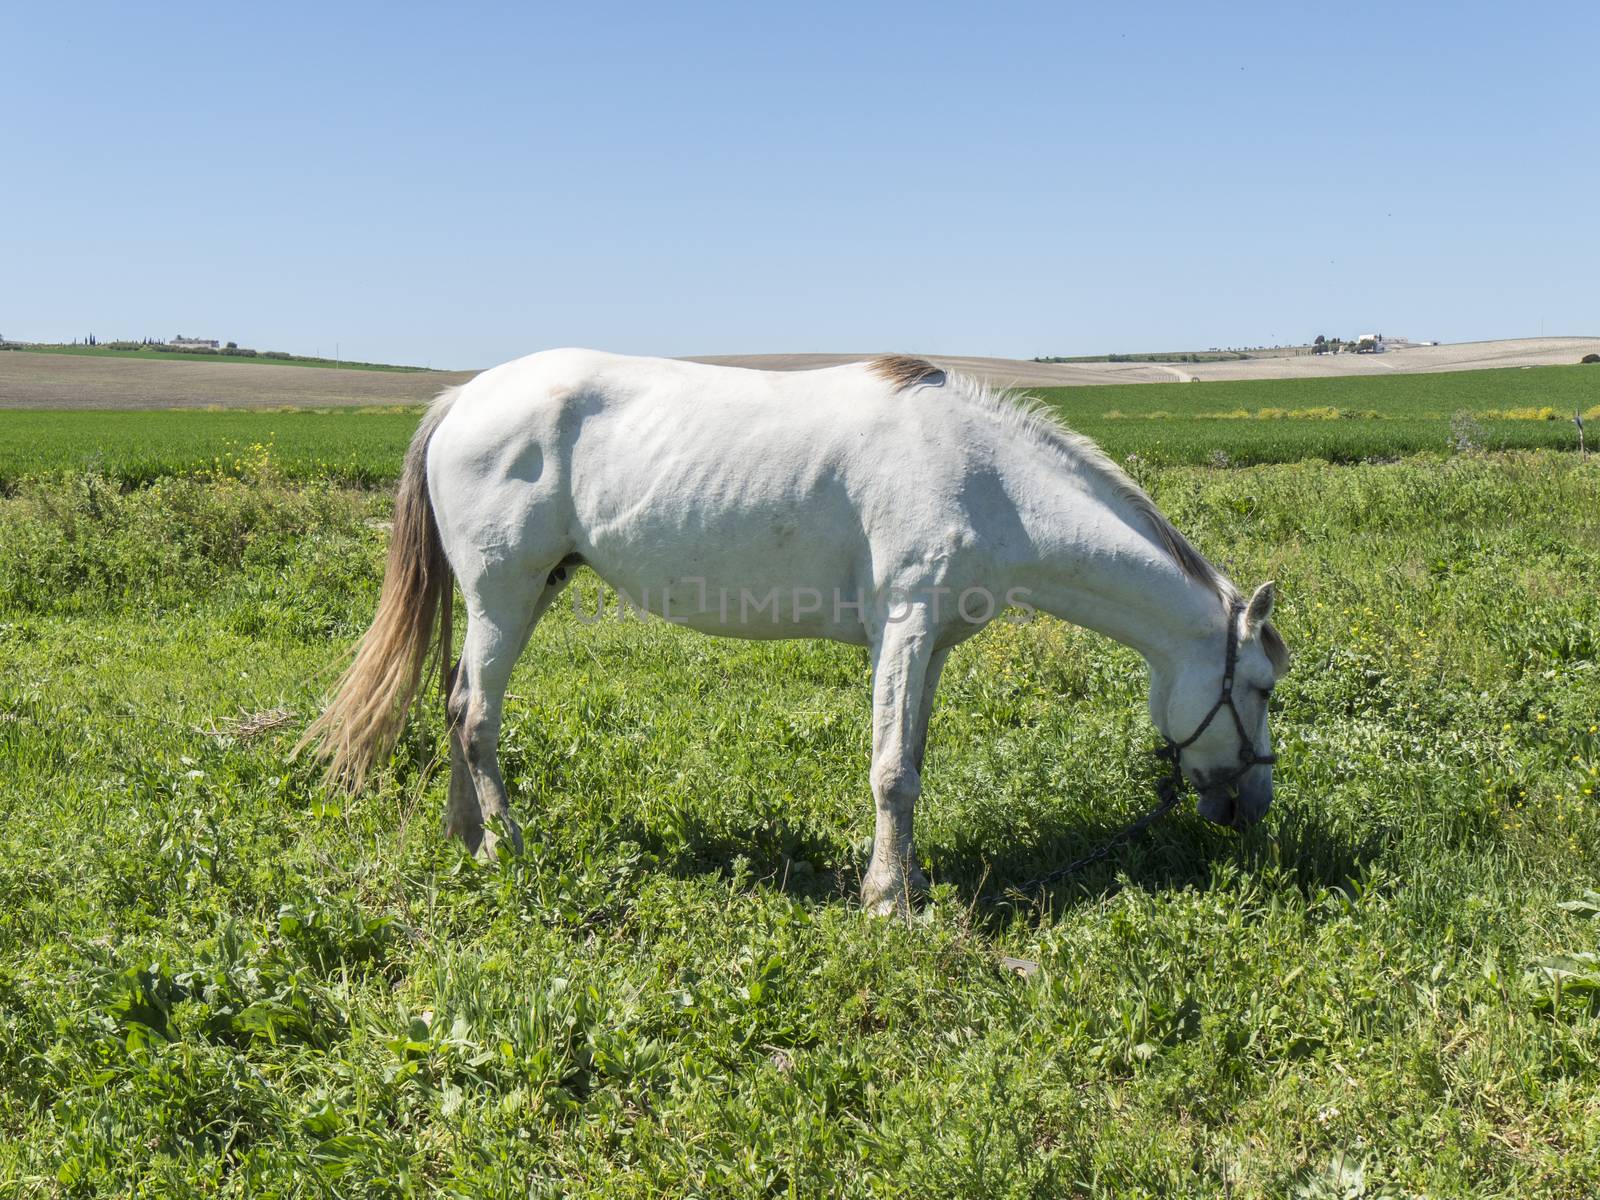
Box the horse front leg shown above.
[861,611,939,916]
[911,646,950,775]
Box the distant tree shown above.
[226,341,238,350]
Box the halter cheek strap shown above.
[1162,602,1277,791]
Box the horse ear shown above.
[1243,581,1275,633]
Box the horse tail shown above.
[296,386,462,788]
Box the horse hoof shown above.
[861,870,927,917]
[475,820,524,862]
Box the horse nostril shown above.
[1235,783,1273,826]
[1196,787,1235,826]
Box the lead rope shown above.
[1000,745,1187,900]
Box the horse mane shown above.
[868,354,947,390]
[868,355,1236,605]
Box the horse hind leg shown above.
[443,655,482,851]
[444,557,576,858]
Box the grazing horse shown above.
[300,349,1288,913]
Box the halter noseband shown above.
[1160,602,1277,793]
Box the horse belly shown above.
[575,534,871,643]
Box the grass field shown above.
[1037,363,1599,465]
[1,376,1599,1194]
[2,365,1595,489]
[0,409,421,489]
[1039,362,1600,422]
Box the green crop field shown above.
[1042,362,1600,418]
[0,408,423,489]
[2,364,1596,489]
[1,371,1599,1195]
[1035,363,1600,466]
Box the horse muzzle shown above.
[1196,774,1273,828]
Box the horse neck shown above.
[1006,457,1226,671]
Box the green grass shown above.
[4,365,1594,490]
[2,345,430,372]
[1039,361,1600,419]
[1,440,1599,1194]
[1035,363,1600,465]
[0,408,422,489]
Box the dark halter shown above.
[1159,600,1277,791]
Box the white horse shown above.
[301,350,1288,913]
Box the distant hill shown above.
[0,349,470,410]
[3,343,428,373]
[4,337,1597,409]
[689,338,1600,388]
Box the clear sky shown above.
[4,1,1596,369]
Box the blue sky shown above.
[3,1,1596,369]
